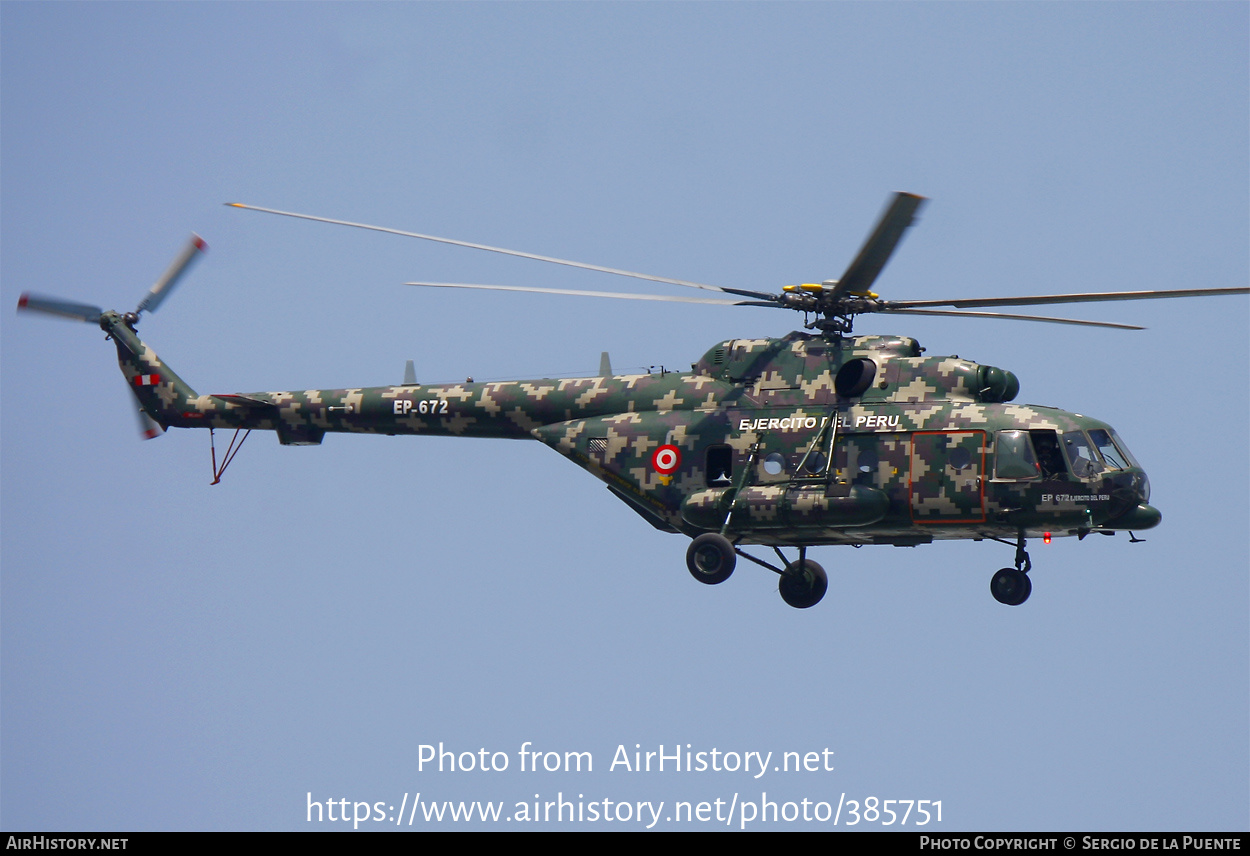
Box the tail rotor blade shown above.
[136,407,165,440]
[126,384,165,440]
[17,293,105,323]
[136,234,207,315]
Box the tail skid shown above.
[104,312,256,482]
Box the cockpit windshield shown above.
[1088,428,1140,470]
[995,427,1144,482]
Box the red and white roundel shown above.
[651,444,681,475]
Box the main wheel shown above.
[686,533,736,585]
[779,559,827,609]
[990,567,1032,606]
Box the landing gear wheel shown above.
[686,533,736,585]
[990,567,1032,606]
[779,559,828,609]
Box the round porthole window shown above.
[763,452,787,475]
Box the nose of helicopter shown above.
[1111,468,1151,505]
[1101,468,1159,530]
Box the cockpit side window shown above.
[1062,431,1103,479]
[994,430,1040,480]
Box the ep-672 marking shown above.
[394,399,449,416]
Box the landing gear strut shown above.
[990,533,1032,606]
[684,537,828,609]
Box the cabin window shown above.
[801,449,827,475]
[1062,431,1103,479]
[1029,430,1068,479]
[993,430,1040,480]
[706,445,733,486]
[845,436,881,485]
[762,452,787,476]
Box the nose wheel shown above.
[990,567,1032,606]
[989,534,1032,605]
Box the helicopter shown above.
[17,193,1249,609]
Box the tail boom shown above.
[106,311,722,443]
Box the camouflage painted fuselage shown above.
[106,311,1158,547]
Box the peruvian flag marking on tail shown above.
[134,374,161,386]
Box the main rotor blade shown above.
[229,203,775,299]
[406,281,754,306]
[828,192,926,300]
[877,307,1145,330]
[888,286,1249,311]
[136,234,207,315]
[17,293,104,323]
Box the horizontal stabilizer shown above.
[212,393,276,409]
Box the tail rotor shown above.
[17,233,207,440]
[18,233,206,328]
[16,293,105,324]
[133,234,207,319]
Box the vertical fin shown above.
[599,351,612,377]
[403,360,417,385]
[102,312,199,427]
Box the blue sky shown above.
[2,2,1246,831]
